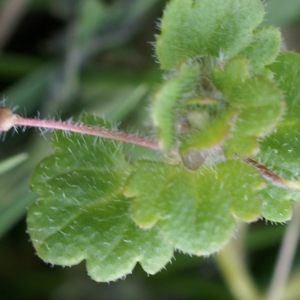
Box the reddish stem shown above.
[7,113,161,151]
[243,157,286,186]
[2,107,300,189]
[243,157,300,190]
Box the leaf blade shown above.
[27,116,173,282]
[125,159,265,255]
[156,0,270,70]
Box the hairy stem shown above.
[0,108,160,151]
[216,222,261,300]
[266,203,300,300]
[16,116,161,150]
[2,106,300,190]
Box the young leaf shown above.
[27,116,173,282]
[211,56,250,92]
[156,0,280,71]
[124,159,265,255]
[212,57,284,157]
[179,109,237,155]
[238,26,281,74]
[151,62,200,152]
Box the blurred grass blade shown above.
[4,64,54,114]
[0,153,28,175]
[0,192,36,238]
[107,83,148,121]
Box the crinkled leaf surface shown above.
[124,159,265,255]
[27,116,173,282]
[151,62,200,152]
[255,52,300,221]
[212,57,284,157]
[238,26,281,74]
[156,0,281,70]
[179,109,236,155]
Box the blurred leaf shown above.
[107,83,149,121]
[0,53,43,79]
[4,64,54,114]
[78,0,107,38]
[264,0,300,28]
[0,153,28,175]
[0,192,36,239]
[246,223,286,251]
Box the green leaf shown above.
[252,52,300,214]
[151,62,200,152]
[238,26,281,74]
[223,135,259,158]
[124,159,265,255]
[156,0,280,71]
[179,109,237,155]
[258,52,300,179]
[259,183,294,222]
[211,57,250,92]
[212,57,284,157]
[212,58,283,108]
[27,116,173,282]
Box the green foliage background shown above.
[1,0,300,299]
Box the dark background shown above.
[0,0,300,299]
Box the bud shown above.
[0,107,16,131]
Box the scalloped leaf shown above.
[259,183,294,222]
[151,62,200,152]
[124,159,265,255]
[258,52,300,178]
[156,0,281,71]
[211,57,284,157]
[254,52,300,214]
[239,26,281,74]
[27,116,173,282]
